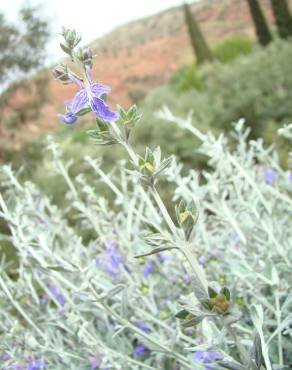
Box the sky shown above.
[1,0,191,60]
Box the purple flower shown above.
[192,351,220,369]
[57,65,118,124]
[89,357,98,370]
[157,253,173,262]
[133,343,147,356]
[88,354,101,370]
[289,172,292,182]
[264,168,276,184]
[0,353,11,361]
[198,255,206,265]
[96,241,123,277]
[183,274,191,283]
[229,231,238,241]
[48,284,66,306]
[136,321,150,333]
[143,260,154,276]
[12,365,25,370]
[104,239,118,249]
[26,359,45,370]
[57,111,77,125]
[210,249,222,258]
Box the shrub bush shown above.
[169,64,202,92]
[0,116,291,369]
[212,35,254,64]
[166,40,292,161]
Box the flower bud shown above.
[176,200,198,240]
[61,27,81,50]
[81,47,93,67]
[82,47,93,61]
[52,65,70,82]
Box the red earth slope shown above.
[0,0,280,151]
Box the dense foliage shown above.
[0,5,50,130]
[212,35,254,64]
[0,115,291,369]
[0,5,50,87]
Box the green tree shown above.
[246,0,272,46]
[0,5,50,86]
[0,5,51,129]
[183,1,213,64]
[270,0,292,39]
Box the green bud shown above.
[60,27,82,53]
[117,104,142,127]
[176,200,198,240]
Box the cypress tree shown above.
[183,1,213,64]
[246,0,272,46]
[270,0,292,39]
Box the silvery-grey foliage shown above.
[0,111,291,369]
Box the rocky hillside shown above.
[0,0,279,151]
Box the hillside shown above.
[0,0,279,151]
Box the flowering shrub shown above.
[0,28,292,369]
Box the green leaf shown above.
[117,105,127,119]
[208,286,217,299]
[106,284,125,299]
[175,309,189,320]
[218,361,246,370]
[220,287,231,301]
[46,265,76,272]
[251,333,264,369]
[60,42,71,55]
[182,315,203,327]
[134,246,177,258]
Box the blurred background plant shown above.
[0,4,51,134]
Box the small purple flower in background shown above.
[57,63,118,125]
[57,307,65,316]
[89,357,98,370]
[104,239,118,249]
[88,353,102,370]
[192,351,220,369]
[229,231,238,241]
[210,249,222,258]
[143,260,154,276]
[264,168,276,184]
[96,240,123,277]
[133,343,148,356]
[198,255,206,265]
[48,284,66,306]
[157,253,173,263]
[135,321,150,333]
[0,353,11,361]
[12,364,25,370]
[26,359,45,370]
[78,246,85,255]
[183,274,191,283]
[289,172,292,182]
